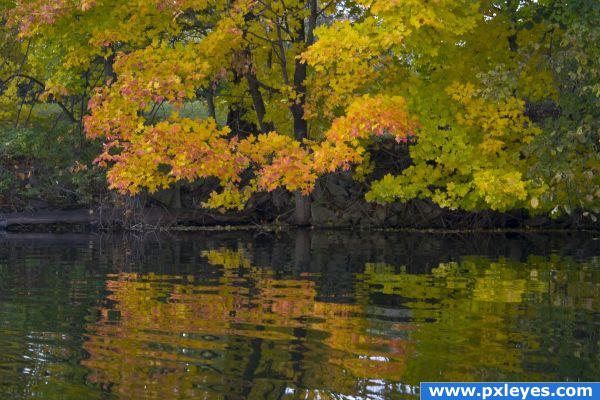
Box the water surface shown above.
[0,231,598,399]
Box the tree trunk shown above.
[205,88,216,120]
[246,73,273,132]
[226,71,258,137]
[294,192,311,226]
[291,94,311,225]
[288,0,317,226]
[104,51,116,83]
[0,209,97,230]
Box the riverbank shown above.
[1,203,598,232]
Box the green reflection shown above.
[0,245,109,399]
[358,255,598,384]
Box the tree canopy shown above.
[1,0,598,223]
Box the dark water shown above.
[0,231,598,399]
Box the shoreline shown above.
[1,208,598,233]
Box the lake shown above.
[0,231,598,399]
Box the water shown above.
[0,231,598,399]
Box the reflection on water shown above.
[0,231,598,399]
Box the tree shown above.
[77,0,419,224]
[3,0,598,222]
[366,0,598,216]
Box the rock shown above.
[271,189,291,210]
[150,187,181,209]
[326,179,348,201]
[311,203,337,225]
[374,205,388,224]
[311,182,325,202]
[338,209,357,227]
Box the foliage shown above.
[0,121,106,209]
[366,83,544,211]
[0,0,597,219]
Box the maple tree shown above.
[1,0,598,222]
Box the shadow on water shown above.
[0,230,598,399]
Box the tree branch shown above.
[3,73,77,122]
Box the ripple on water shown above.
[0,231,598,399]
